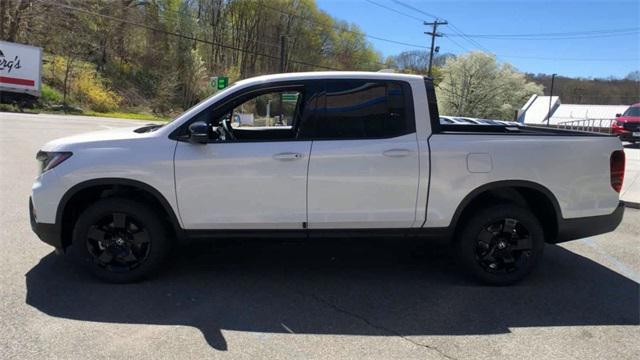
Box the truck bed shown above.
[438,124,615,137]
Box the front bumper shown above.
[553,201,625,243]
[29,197,63,250]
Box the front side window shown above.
[299,80,414,140]
[209,88,304,142]
[231,91,301,130]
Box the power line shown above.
[36,0,341,71]
[444,27,640,38]
[257,2,427,49]
[447,23,495,54]
[385,0,639,63]
[443,35,472,53]
[384,0,639,63]
[443,31,640,40]
[441,34,640,62]
[380,0,500,60]
[496,54,640,62]
[391,0,440,20]
[365,0,425,22]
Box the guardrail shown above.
[556,118,615,134]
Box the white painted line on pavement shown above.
[580,238,640,283]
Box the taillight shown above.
[610,150,625,193]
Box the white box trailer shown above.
[0,41,42,99]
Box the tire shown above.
[68,198,172,283]
[454,204,545,285]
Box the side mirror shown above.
[188,121,210,144]
[615,113,622,118]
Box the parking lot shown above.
[1,112,639,360]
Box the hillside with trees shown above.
[1,0,382,116]
[526,72,640,106]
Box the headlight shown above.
[36,151,72,174]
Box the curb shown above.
[622,201,640,209]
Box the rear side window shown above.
[299,80,414,140]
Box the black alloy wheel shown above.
[455,204,544,285]
[86,212,152,272]
[70,198,171,283]
[474,218,533,274]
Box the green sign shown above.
[210,76,229,90]
[282,93,298,103]
[217,76,228,90]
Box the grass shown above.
[83,111,171,122]
[1,102,171,122]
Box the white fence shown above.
[556,118,616,134]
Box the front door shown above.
[174,87,311,229]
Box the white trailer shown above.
[0,41,42,100]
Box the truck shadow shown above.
[25,240,639,351]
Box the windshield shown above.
[623,106,640,117]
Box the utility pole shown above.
[425,20,447,77]
[279,35,287,72]
[547,73,557,126]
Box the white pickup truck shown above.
[30,72,626,284]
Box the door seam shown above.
[305,141,314,231]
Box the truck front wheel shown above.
[69,198,172,283]
[455,205,544,285]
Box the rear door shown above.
[302,80,420,229]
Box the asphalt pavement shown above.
[1,112,639,360]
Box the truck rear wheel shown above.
[455,204,544,285]
[69,198,172,283]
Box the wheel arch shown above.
[449,180,563,243]
[57,178,183,249]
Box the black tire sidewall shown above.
[455,205,545,285]
[69,198,171,283]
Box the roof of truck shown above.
[235,71,426,85]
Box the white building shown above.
[518,94,629,126]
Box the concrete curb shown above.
[623,201,640,210]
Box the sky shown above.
[315,0,640,78]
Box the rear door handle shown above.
[273,152,304,161]
[383,149,411,158]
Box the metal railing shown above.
[556,118,616,134]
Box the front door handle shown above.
[383,149,411,158]
[273,152,304,161]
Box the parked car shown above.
[612,103,640,143]
[30,72,625,285]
